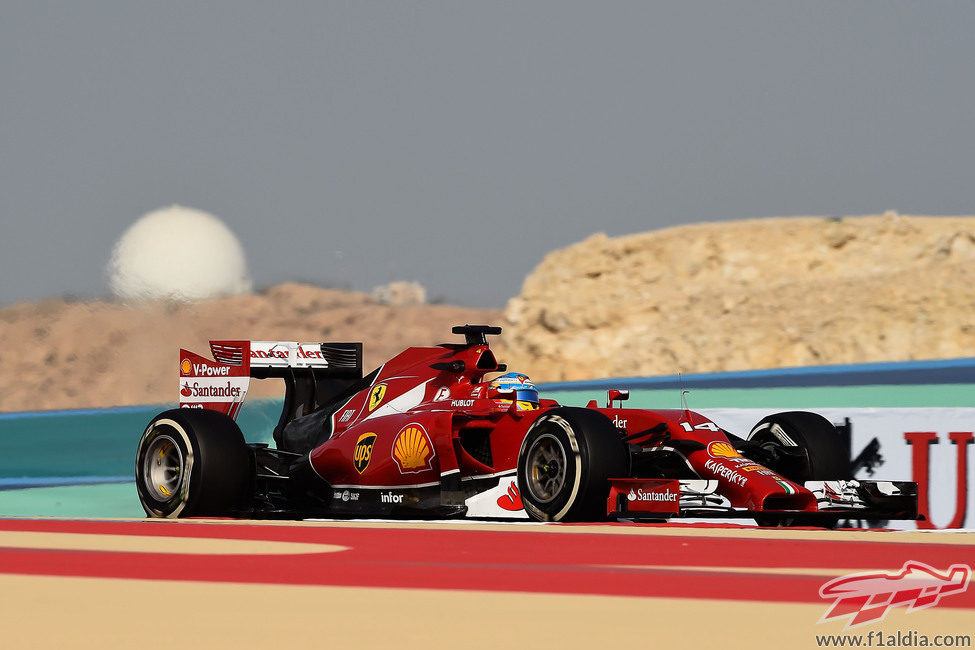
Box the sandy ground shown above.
[0,518,971,649]
[8,575,972,650]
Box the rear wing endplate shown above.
[179,340,363,421]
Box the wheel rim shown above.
[525,433,568,504]
[143,432,184,502]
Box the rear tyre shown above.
[748,411,848,528]
[517,408,627,522]
[135,408,251,518]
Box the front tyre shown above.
[517,408,627,522]
[135,408,251,518]
[748,410,848,528]
[748,410,849,482]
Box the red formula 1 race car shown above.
[135,325,919,526]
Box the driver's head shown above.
[487,372,539,410]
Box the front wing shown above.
[606,478,919,524]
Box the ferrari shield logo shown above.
[353,433,377,474]
[368,384,387,412]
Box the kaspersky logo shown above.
[704,459,747,487]
[818,561,971,629]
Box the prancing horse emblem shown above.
[368,384,387,412]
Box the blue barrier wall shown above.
[540,358,975,409]
[1,358,972,518]
[542,357,975,391]
[0,400,281,486]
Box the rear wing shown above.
[179,340,363,425]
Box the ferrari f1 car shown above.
[135,325,919,526]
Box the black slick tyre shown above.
[516,407,627,522]
[748,410,848,528]
[748,410,849,482]
[135,408,251,518]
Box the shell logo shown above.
[707,441,741,459]
[180,358,192,375]
[392,424,436,473]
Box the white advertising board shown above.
[698,408,975,530]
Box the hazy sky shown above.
[3,2,974,307]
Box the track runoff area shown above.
[0,518,971,649]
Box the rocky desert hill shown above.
[0,284,500,412]
[4,212,975,412]
[503,212,975,381]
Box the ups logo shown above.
[354,433,377,474]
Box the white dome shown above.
[108,205,252,301]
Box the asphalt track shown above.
[0,518,972,649]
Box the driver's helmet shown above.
[487,372,539,410]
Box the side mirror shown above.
[431,360,466,373]
[606,389,629,408]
